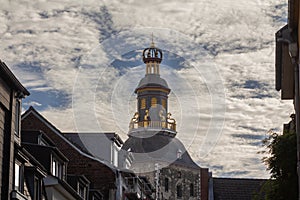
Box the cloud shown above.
[0,0,293,178]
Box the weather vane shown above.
[151,32,155,47]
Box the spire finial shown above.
[151,32,155,47]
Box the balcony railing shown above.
[129,120,176,132]
[124,177,153,198]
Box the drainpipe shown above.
[208,173,214,200]
[116,170,122,200]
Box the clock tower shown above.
[129,41,176,137]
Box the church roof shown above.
[122,133,200,169]
[213,177,266,200]
[135,74,170,92]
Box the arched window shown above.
[165,177,169,192]
[190,183,194,197]
[151,97,157,108]
[161,99,166,108]
[140,98,146,109]
[177,184,182,198]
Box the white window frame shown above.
[14,162,23,192]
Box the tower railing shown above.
[129,120,176,132]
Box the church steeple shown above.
[129,40,176,136]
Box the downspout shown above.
[116,170,122,200]
[208,173,214,200]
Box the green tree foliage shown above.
[258,118,298,200]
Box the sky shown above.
[0,0,294,178]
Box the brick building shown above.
[1,60,86,200]
[21,130,88,199]
[21,106,155,199]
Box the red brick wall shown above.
[21,112,116,198]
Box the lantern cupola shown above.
[129,40,176,136]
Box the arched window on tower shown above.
[140,98,146,109]
[151,97,157,108]
[161,99,166,108]
[151,63,154,73]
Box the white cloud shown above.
[0,0,293,178]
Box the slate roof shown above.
[213,177,266,200]
[63,132,123,156]
[21,106,117,171]
[122,132,200,169]
[135,74,170,92]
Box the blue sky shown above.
[0,0,293,178]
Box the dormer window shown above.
[177,149,182,159]
[52,157,64,179]
[34,176,42,199]
[78,182,86,199]
[38,134,49,146]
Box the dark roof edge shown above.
[0,60,30,96]
[63,132,124,146]
[213,177,268,181]
[21,106,117,173]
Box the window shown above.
[78,183,86,199]
[164,177,169,192]
[151,97,157,108]
[14,100,20,136]
[177,184,182,198]
[141,98,146,109]
[52,157,63,179]
[38,135,49,146]
[112,145,118,167]
[34,177,41,200]
[161,99,166,108]
[190,183,194,197]
[177,149,182,159]
[14,163,20,190]
[177,171,182,178]
[14,162,23,192]
[52,159,56,176]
